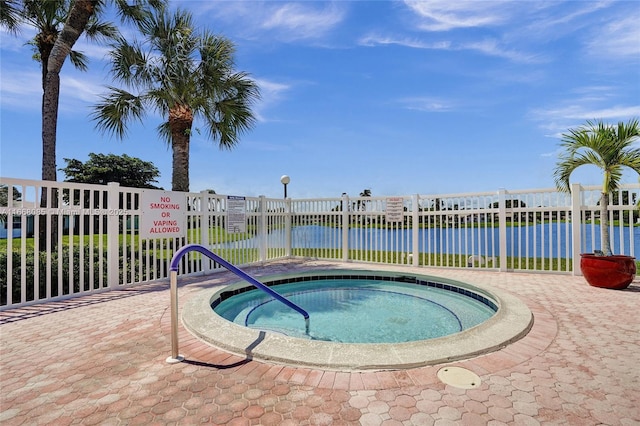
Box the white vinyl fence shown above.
[1,177,638,310]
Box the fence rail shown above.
[1,177,638,310]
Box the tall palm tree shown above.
[2,0,161,182]
[3,0,105,248]
[554,118,640,256]
[1,0,117,181]
[92,7,260,192]
[41,0,161,182]
[41,0,98,185]
[2,0,161,248]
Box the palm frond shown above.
[91,87,146,139]
[84,20,119,42]
[156,121,173,147]
[108,37,155,88]
[113,0,164,26]
[555,118,640,193]
[553,154,596,192]
[22,0,67,28]
[0,0,22,33]
[68,50,88,71]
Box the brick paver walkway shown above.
[1,259,639,425]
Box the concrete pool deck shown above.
[1,259,639,425]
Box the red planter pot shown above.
[580,253,636,290]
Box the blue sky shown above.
[1,1,639,198]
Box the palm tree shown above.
[356,188,371,211]
[92,6,260,192]
[3,0,160,248]
[41,0,161,182]
[554,118,640,256]
[2,1,158,181]
[3,0,107,248]
[41,0,98,185]
[1,0,119,181]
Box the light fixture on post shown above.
[280,175,290,199]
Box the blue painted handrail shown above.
[170,244,310,333]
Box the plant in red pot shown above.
[554,118,640,290]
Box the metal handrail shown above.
[166,244,310,363]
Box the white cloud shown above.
[195,1,346,42]
[462,38,544,63]
[0,65,105,115]
[358,33,541,64]
[404,0,513,31]
[0,69,42,110]
[530,93,640,139]
[585,14,640,59]
[571,106,640,120]
[398,97,455,113]
[254,79,290,95]
[252,78,293,122]
[61,76,103,103]
[359,34,450,50]
[522,1,610,35]
[261,3,344,39]
[534,104,640,122]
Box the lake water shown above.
[219,224,639,258]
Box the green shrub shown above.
[0,246,111,306]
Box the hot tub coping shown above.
[182,269,533,371]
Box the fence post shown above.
[412,194,419,266]
[259,195,267,262]
[284,198,292,257]
[571,183,583,276]
[199,190,210,272]
[342,194,349,262]
[498,188,508,272]
[107,182,120,289]
[199,191,209,247]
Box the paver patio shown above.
[1,259,639,425]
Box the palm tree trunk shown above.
[42,0,97,181]
[40,68,60,250]
[42,71,60,182]
[171,135,190,192]
[40,0,97,248]
[38,34,54,91]
[169,106,194,192]
[600,192,612,256]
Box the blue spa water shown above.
[213,279,496,343]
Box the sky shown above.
[1,0,639,199]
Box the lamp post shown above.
[280,175,290,199]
